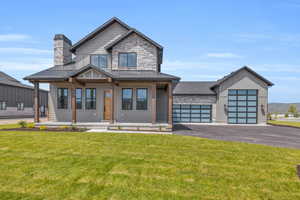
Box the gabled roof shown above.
[105,29,163,50]
[70,17,131,52]
[173,81,216,95]
[70,64,113,78]
[210,66,274,89]
[0,71,47,91]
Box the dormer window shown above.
[119,53,137,67]
[91,54,108,68]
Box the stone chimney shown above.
[54,34,72,66]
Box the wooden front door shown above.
[103,90,112,121]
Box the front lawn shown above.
[268,120,300,128]
[0,131,300,199]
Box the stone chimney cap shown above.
[54,34,72,45]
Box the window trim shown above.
[122,88,133,110]
[75,88,83,110]
[136,88,148,110]
[57,88,68,109]
[85,88,96,110]
[118,52,137,68]
[90,54,108,68]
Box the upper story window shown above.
[136,88,148,110]
[122,88,133,110]
[0,101,6,110]
[57,88,68,109]
[17,102,24,111]
[85,88,96,109]
[119,53,137,67]
[91,54,108,68]
[76,88,82,109]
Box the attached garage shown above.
[173,81,217,123]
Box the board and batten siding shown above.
[0,84,48,118]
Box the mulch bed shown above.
[0,127,88,132]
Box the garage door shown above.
[173,104,212,123]
[227,89,258,124]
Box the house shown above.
[24,17,273,131]
[0,71,48,118]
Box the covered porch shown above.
[31,66,175,131]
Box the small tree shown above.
[288,104,297,116]
[295,112,300,118]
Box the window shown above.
[118,53,137,67]
[57,88,68,109]
[17,102,24,111]
[136,88,148,110]
[85,88,96,109]
[227,89,258,124]
[76,88,82,109]
[91,54,108,68]
[122,88,133,110]
[0,101,6,110]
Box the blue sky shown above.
[0,0,300,103]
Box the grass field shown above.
[268,120,300,128]
[0,131,300,199]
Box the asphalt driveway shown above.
[174,124,300,149]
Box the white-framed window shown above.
[0,101,6,110]
[17,102,24,111]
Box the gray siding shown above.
[215,70,269,124]
[49,82,161,123]
[0,84,48,118]
[74,22,128,70]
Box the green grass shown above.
[268,120,300,128]
[0,123,21,129]
[0,123,34,130]
[0,131,300,199]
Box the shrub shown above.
[71,125,78,131]
[39,126,47,131]
[27,123,35,129]
[18,120,27,128]
[294,112,300,118]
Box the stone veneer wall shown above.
[111,33,158,71]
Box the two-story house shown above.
[25,17,273,131]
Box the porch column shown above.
[71,86,77,124]
[167,82,173,125]
[151,83,157,124]
[34,82,40,123]
[110,84,115,124]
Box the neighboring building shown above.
[0,71,48,118]
[24,17,273,130]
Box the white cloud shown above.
[205,53,242,58]
[0,47,52,55]
[253,64,300,73]
[0,34,31,42]
[0,58,52,71]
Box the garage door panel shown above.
[173,104,212,123]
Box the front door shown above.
[103,90,112,121]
